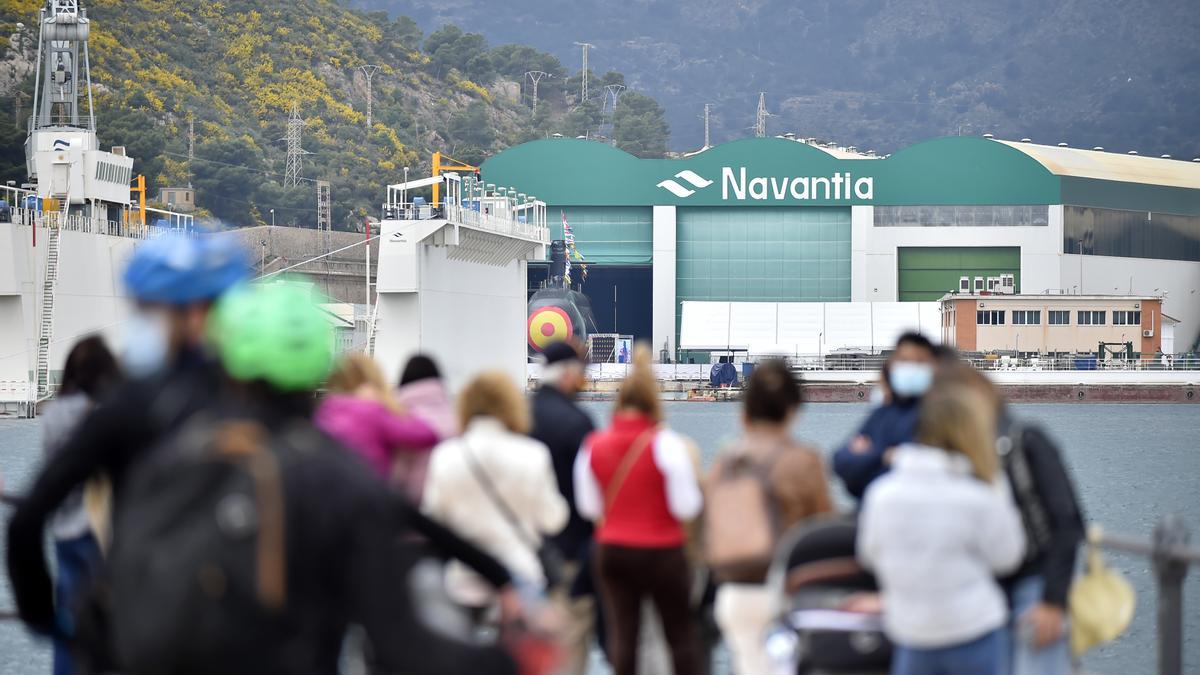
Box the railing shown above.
[11,208,177,240]
[771,354,1200,373]
[1091,516,1200,675]
[442,203,549,243]
[0,380,35,418]
[530,356,1200,383]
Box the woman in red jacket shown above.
[573,344,703,675]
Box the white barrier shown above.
[527,363,713,382]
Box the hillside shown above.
[352,0,1200,159]
[0,0,669,228]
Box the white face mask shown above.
[888,361,934,399]
[121,310,171,378]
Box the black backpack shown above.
[106,416,317,674]
[998,423,1054,566]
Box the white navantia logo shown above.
[656,170,713,198]
[656,166,875,201]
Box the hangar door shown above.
[676,206,852,304]
[897,246,1020,301]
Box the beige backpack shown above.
[703,444,785,583]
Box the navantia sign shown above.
[481,137,1065,208]
[657,167,874,202]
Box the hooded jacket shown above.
[314,394,438,479]
[396,378,459,441]
[858,445,1025,648]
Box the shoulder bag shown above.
[464,442,566,590]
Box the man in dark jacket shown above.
[997,418,1085,675]
[833,332,936,500]
[7,234,248,638]
[936,358,1085,675]
[529,340,596,673]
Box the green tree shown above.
[558,99,603,138]
[424,25,494,82]
[489,44,565,83]
[448,101,496,150]
[612,92,669,158]
[384,15,422,49]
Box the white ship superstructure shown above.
[0,1,192,415]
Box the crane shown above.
[430,151,478,207]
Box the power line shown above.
[700,103,713,148]
[573,42,595,102]
[161,151,317,184]
[281,103,310,188]
[357,65,382,128]
[524,70,550,115]
[755,92,771,138]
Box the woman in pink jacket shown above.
[395,354,459,441]
[316,354,438,500]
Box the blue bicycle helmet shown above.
[123,233,250,304]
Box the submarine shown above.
[527,239,598,355]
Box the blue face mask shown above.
[121,310,171,378]
[889,362,934,399]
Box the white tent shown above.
[680,300,941,353]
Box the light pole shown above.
[270,208,275,227]
[260,240,267,273]
[402,166,409,214]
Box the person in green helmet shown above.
[103,280,522,675]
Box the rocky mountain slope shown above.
[353,0,1200,158]
[0,0,668,227]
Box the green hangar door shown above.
[897,247,1021,301]
[676,206,852,329]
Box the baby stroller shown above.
[763,515,892,675]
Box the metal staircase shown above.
[367,295,380,356]
[35,218,61,399]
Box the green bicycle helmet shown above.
[209,280,334,391]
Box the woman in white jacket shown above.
[423,371,569,611]
[858,381,1025,675]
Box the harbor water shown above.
[2,402,1198,674]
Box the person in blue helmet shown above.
[5,233,249,658]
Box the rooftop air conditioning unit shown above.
[1000,274,1016,294]
[987,277,1001,292]
[1143,329,1154,338]
[111,146,126,156]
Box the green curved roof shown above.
[481,136,1200,214]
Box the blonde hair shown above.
[327,353,402,413]
[458,370,531,434]
[932,357,1004,415]
[916,382,999,482]
[615,342,661,422]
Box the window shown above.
[1113,310,1141,325]
[1049,310,1070,325]
[977,310,1005,325]
[1078,311,1106,326]
[874,205,1051,227]
[1013,310,1041,325]
[1064,206,1200,263]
